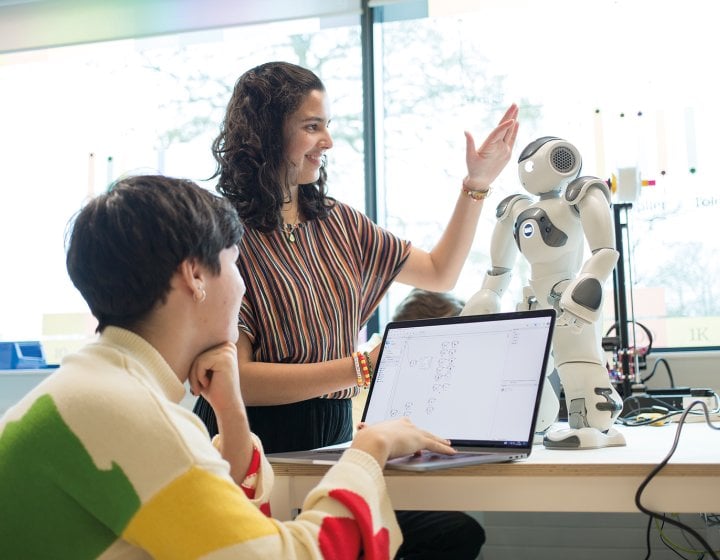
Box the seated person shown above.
[0,174,457,559]
[391,288,466,322]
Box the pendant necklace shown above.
[283,222,298,243]
[282,204,300,243]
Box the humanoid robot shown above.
[461,136,625,449]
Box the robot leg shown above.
[544,361,625,449]
[514,289,560,435]
[558,361,623,430]
[531,340,559,435]
[543,322,625,449]
[534,360,560,435]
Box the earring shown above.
[193,288,206,303]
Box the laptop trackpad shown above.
[385,451,510,471]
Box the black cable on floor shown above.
[635,400,720,560]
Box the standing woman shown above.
[193,61,518,559]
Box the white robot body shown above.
[515,196,584,282]
[462,137,625,449]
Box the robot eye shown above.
[523,161,535,173]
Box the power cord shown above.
[618,391,720,427]
[635,400,720,559]
[642,357,675,387]
[655,515,718,558]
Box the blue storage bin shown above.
[0,341,48,370]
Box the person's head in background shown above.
[66,174,244,341]
[211,61,333,232]
[392,288,466,322]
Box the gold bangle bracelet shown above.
[462,185,492,201]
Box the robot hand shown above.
[552,277,597,331]
[461,269,512,316]
[553,247,618,331]
[462,288,501,316]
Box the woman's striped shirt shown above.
[237,200,411,399]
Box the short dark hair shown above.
[392,289,466,322]
[211,61,333,232]
[65,175,243,333]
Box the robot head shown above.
[518,136,582,196]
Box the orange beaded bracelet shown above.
[351,351,373,388]
[363,351,374,382]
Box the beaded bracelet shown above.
[363,351,374,382]
[353,352,363,387]
[356,352,371,388]
[462,185,492,201]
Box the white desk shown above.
[269,423,720,520]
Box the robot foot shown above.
[543,426,626,449]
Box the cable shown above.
[644,514,653,560]
[657,521,692,559]
[617,410,678,427]
[623,393,681,414]
[635,400,720,560]
[619,391,720,427]
[643,357,675,386]
[655,515,718,558]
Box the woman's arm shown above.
[236,331,362,405]
[396,104,519,291]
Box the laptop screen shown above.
[362,309,555,448]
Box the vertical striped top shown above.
[237,200,411,399]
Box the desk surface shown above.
[269,422,720,519]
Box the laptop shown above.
[266,308,555,471]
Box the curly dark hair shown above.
[212,61,335,232]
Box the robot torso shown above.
[512,195,585,281]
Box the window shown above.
[375,0,720,349]
[2,0,718,360]
[0,17,362,362]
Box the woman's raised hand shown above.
[463,103,519,191]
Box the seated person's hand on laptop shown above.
[350,418,456,468]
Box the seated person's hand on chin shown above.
[188,341,244,415]
[350,418,456,468]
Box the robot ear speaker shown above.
[550,145,580,174]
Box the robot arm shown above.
[555,177,618,328]
[568,175,615,251]
[462,268,511,315]
[461,194,533,316]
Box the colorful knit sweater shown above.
[0,327,402,559]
